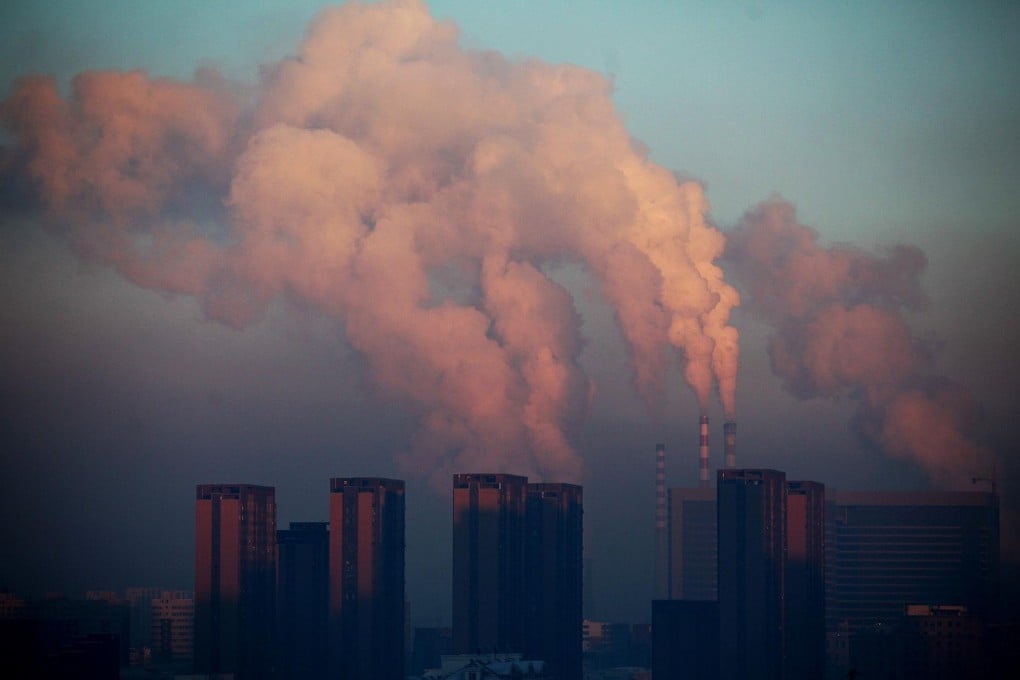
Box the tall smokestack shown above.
[724,421,737,469]
[699,415,710,488]
[655,443,668,599]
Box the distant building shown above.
[524,482,583,680]
[849,604,988,679]
[826,490,999,632]
[410,627,453,675]
[826,490,999,677]
[430,652,546,679]
[194,483,277,678]
[123,587,161,660]
[651,600,719,680]
[151,590,193,664]
[328,477,405,680]
[452,473,528,655]
[582,620,634,669]
[667,486,716,600]
[0,595,129,677]
[717,468,787,680]
[785,480,825,680]
[0,591,27,619]
[628,623,652,669]
[669,480,1000,678]
[85,590,120,603]
[277,521,329,678]
[47,632,121,679]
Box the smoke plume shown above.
[0,0,740,486]
[725,197,989,486]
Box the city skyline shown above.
[1,0,1018,627]
[2,470,1002,677]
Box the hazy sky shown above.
[1,0,1017,624]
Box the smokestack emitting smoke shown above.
[725,198,990,486]
[654,443,667,600]
[724,421,737,469]
[0,0,741,487]
[699,415,710,488]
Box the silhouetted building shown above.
[124,586,161,660]
[524,482,583,680]
[410,626,453,674]
[452,473,528,654]
[629,622,653,668]
[849,604,989,679]
[826,490,999,677]
[667,486,716,600]
[277,521,328,678]
[0,595,129,677]
[717,468,786,680]
[328,477,405,680]
[652,600,719,680]
[151,590,194,664]
[582,620,634,669]
[50,632,121,678]
[826,490,999,633]
[194,483,277,678]
[785,480,825,680]
[0,618,46,678]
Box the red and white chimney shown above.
[699,415,710,488]
[724,421,737,469]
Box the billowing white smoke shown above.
[1,0,739,487]
[725,197,989,486]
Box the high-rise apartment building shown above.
[524,482,583,680]
[452,473,528,654]
[194,484,277,678]
[786,480,825,680]
[328,478,405,680]
[717,469,787,680]
[278,521,329,679]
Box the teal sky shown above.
[1,0,1017,621]
[3,0,1018,234]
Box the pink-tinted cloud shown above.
[1,0,739,484]
[727,197,989,486]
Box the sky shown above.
[1,0,1018,624]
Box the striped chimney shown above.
[724,421,737,469]
[699,415,710,488]
[655,443,668,599]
